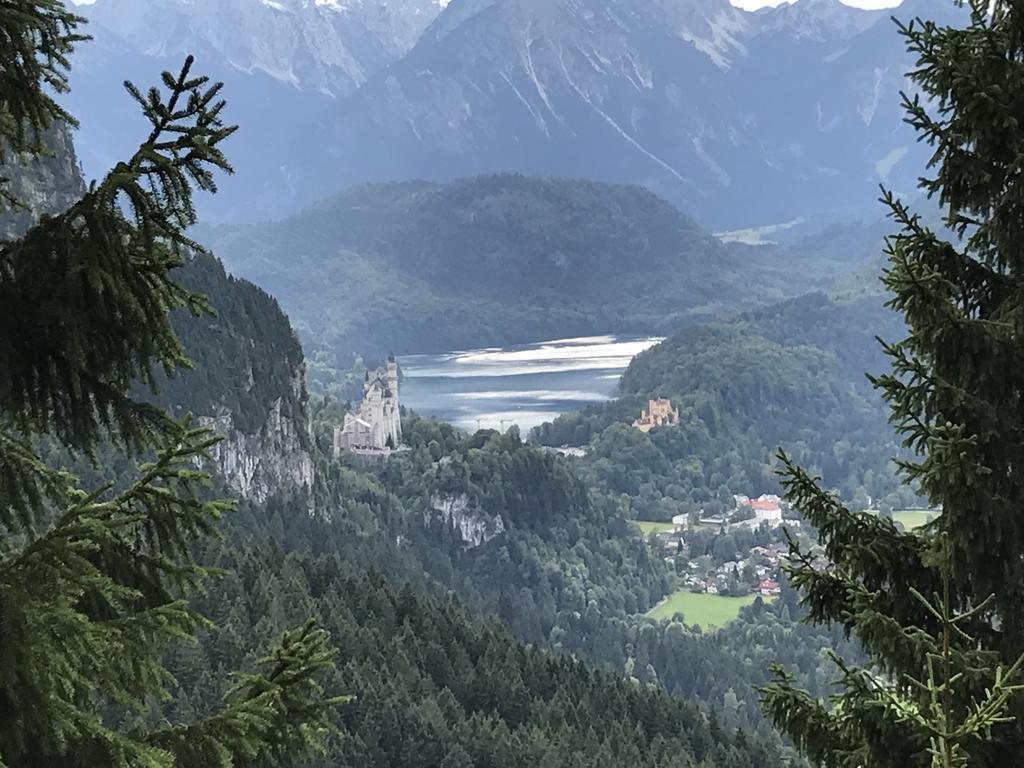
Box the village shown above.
[646,494,798,598]
[677,541,790,598]
[637,488,830,629]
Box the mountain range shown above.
[64,0,444,220]
[64,0,966,227]
[75,0,444,96]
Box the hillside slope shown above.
[533,290,916,513]
[200,174,858,362]
[167,537,783,768]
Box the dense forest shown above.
[25,241,803,763]
[196,174,864,369]
[29,228,828,758]
[533,292,919,513]
[123,248,872,753]
[159,528,784,768]
[152,250,309,436]
[1,118,803,760]
[264,405,857,745]
[304,410,674,640]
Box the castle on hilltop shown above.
[633,398,679,433]
[333,357,403,456]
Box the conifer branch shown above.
[0,57,237,454]
[149,621,349,767]
[0,419,232,765]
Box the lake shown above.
[399,335,662,433]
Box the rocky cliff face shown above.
[0,125,84,239]
[158,249,317,504]
[200,367,315,505]
[428,493,505,548]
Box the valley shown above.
[8,1,1014,767]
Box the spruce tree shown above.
[0,3,343,766]
[761,2,1024,766]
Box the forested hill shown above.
[533,291,917,513]
[198,174,860,363]
[169,534,781,768]
[159,251,307,437]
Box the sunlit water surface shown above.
[399,335,662,433]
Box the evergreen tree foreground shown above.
[762,2,1024,767]
[0,3,342,765]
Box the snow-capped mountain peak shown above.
[79,0,444,95]
[662,0,751,69]
[751,0,887,40]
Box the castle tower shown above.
[386,355,402,447]
[386,355,398,393]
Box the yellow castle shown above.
[633,398,680,433]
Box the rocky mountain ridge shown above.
[273,0,964,229]
[75,0,444,96]
[62,0,966,229]
[63,0,444,220]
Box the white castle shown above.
[333,357,403,455]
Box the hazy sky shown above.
[730,0,901,7]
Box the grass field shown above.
[892,510,937,530]
[634,521,676,535]
[647,591,766,628]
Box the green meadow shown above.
[647,591,768,629]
